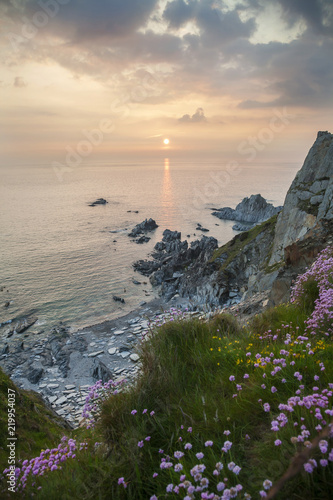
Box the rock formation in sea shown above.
[89,198,108,207]
[128,218,158,242]
[211,193,282,229]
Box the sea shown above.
[0,158,299,333]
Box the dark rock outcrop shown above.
[128,218,158,238]
[212,194,282,227]
[92,359,113,384]
[5,315,38,336]
[47,325,87,378]
[89,198,108,207]
[177,216,278,308]
[134,229,218,301]
[113,295,125,304]
[26,364,44,384]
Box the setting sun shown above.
[163,138,170,145]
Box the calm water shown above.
[0,158,299,332]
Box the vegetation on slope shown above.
[0,368,68,473]
[1,248,332,500]
[210,215,278,270]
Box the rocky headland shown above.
[211,193,282,231]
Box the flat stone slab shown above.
[65,384,76,390]
[108,347,117,355]
[130,353,140,362]
[114,330,125,335]
[47,383,59,389]
[120,351,130,358]
[48,396,57,403]
[55,396,67,405]
[88,350,104,357]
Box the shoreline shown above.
[0,295,193,427]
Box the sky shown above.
[1,0,333,165]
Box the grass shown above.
[0,368,67,472]
[1,252,332,499]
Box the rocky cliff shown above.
[269,131,333,265]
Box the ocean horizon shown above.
[0,158,299,334]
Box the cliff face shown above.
[269,131,333,265]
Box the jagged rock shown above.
[4,301,10,308]
[269,131,333,265]
[134,230,218,301]
[5,315,38,336]
[162,229,181,242]
[178,218,277,308]
[89,198,107,207]
[128,218,158,237]
[92,360,113,383]
[212,194,282,224]
[47,326,87,378]
[133,260,160,276]
[135,235,151,244]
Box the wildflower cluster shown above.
[82,378,125,428]
[3,436,87,492]
[291,246,333,335]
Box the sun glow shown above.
[163,138,170,145]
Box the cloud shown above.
[275,0,333,36]
[14,76,26,88]
[179,107,207,122]
[2,0,332,112]
[163,0,196,29]
[3,0,159,41]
